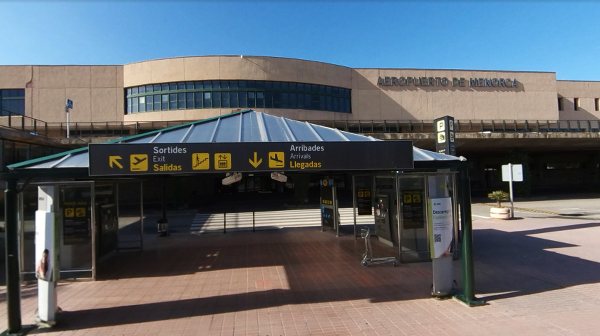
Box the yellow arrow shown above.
[248,152,263,168]
[109,155,123,169]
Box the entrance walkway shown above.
[3,197,600,335]
[4,227,440,335]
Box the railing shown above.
[0,112,49,136]
[3,117,600,140]
[309,119,600,134]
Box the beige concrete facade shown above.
[1,56,599,124]
[0,65,123,123]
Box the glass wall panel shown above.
[60,184,94,278]
[139,96,146,112]
[229,92,239,108]
[247,92,256,108]
[203,92,212,108]
[264,92,273,108]
[178,93,186,109]
[154,94,161,111]
[239,91,247,107]
[161,94,168,111]
[186,92,194,109]
[222,91,230,108]
[194,92,203,108]
[1,99,25,115]
[169,94,177,109]
[256,92,265,108]
[212,92,221,108]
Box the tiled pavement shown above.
[2,203,600,335]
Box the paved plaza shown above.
[1,196,600,335]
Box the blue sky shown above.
[1,1,599,80]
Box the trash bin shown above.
[157,218,169,236]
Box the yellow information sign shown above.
[64,208,75,218]
[214,153,231,170]
[75,207,86,217]
[130,154,149,172]
[192,153,210,170]
[268,152,285,169]
[108,155,123,169]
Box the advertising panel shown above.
[428,197,453,259]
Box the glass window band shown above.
[125,80,351,114]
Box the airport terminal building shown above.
[1,55,599,195]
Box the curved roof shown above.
[8,110,459,171]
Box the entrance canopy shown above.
[8,110,460,175]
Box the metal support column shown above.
[352,175,357,239]
[5,177,22,333]
[455,160,485,306]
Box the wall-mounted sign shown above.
[377,76,519,89]
[89,141,414,176]
[320,178,336,230]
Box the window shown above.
[131,97,138,113]
[574,98,580,111]
[546,162,581,170]
[161,94,169,111]
[595,98,599,111]
[177,93,186,109]
[154,95,161,111]
[203,92,212,108]
[212,92,221,108]
[229,92,239,108]
[248,92,256,108]
[186,92,194,109]
[169,94,177,110]
[125,81,352,114]
[239,91,247,107]
[256,92,265,108]
[221,91,230,108]
[194,91,203,108]
[146,96,153,111]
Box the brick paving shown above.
[2,203,600,335]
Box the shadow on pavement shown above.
[474,221,600,301]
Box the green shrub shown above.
[488,190,509,207]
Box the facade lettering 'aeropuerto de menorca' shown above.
[377,76,519,88]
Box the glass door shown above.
[397,176,429,262]
[60,182,95,279]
